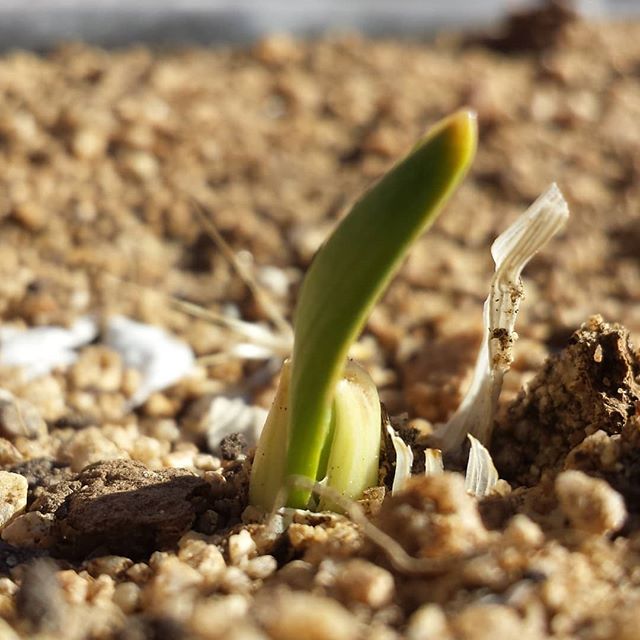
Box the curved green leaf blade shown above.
[285,110,478,507]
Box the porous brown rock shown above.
[374,473,489,560]
[493,316,640,486]
[39,459,210,558]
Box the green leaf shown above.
[285,110,478,508]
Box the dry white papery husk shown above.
[424,448,444,476]
[435,183,569,453]
[464,434,499,497]
[386,424,414,494]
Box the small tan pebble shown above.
[122,150,159,180]
[84,555,133,579]
[228,529,257,566]
[57,425,124,472]
[245,555,277,580]
[220,566,253,594]
[70,346,123,392]
[146,418,180,442]
[189,595,251,639]
[254,33,301,66]
[72,128,108,160]
[0,618,20,640]
[15,376,65,422]
[333,559,394,608]
[406,604,452,640]
[288,523,329,550]
[368,626,401,640]
[143,392,176,417]
[163,449,196,469]
[178,536,226,586]
[0,396,47,440]
[11,201,46,231]
[450,604,537,640]
[0,577,17,597]
[87,574,115,605]
[120,368,141,398]
[126,562,153,585]
[126,434,169,468]
[112,581,141,614]
[0,438,23,465]
[555,470,627,535]
[57,569,89,604]
[141,556,203,616]
[273,560,315,590]
[565,429,621,472]
[0,471,27,528]
[194,453,221,471]
[258,591,361,640]
[503,515,545,548]
[1,511,54,547]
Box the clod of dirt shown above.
[493,316,640,486]
[46,460,211,558]
[373,472,489,560]
[480,0,577,53]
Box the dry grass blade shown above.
[189,197,293,339]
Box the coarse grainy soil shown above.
[0,6,640,639]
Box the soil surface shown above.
[1,6,640,639]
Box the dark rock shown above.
[49,459,211,559]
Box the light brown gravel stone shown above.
[1,511,55,547]
[256,591,361,640]
[555,470,627,535]
[333,559,394,608]
[0,470,27,528]
[451,603,543,640]
[406,604,452,640]
[112,581,141,615]
[0,395,46,440]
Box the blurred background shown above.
[0,0,638,49]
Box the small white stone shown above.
[228,529,257,566]
[0,471,27,529]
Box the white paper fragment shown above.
[424,448,444,476]
[104,315,195,407]
[464,434,499,497]
[0,317,98,379]
[205,395,268,453]
[386,424,414,495]
[436,184,569,453]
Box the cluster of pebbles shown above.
[0,5,640,639]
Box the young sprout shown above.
[250,110,478,511]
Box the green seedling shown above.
[249,110,478,511]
